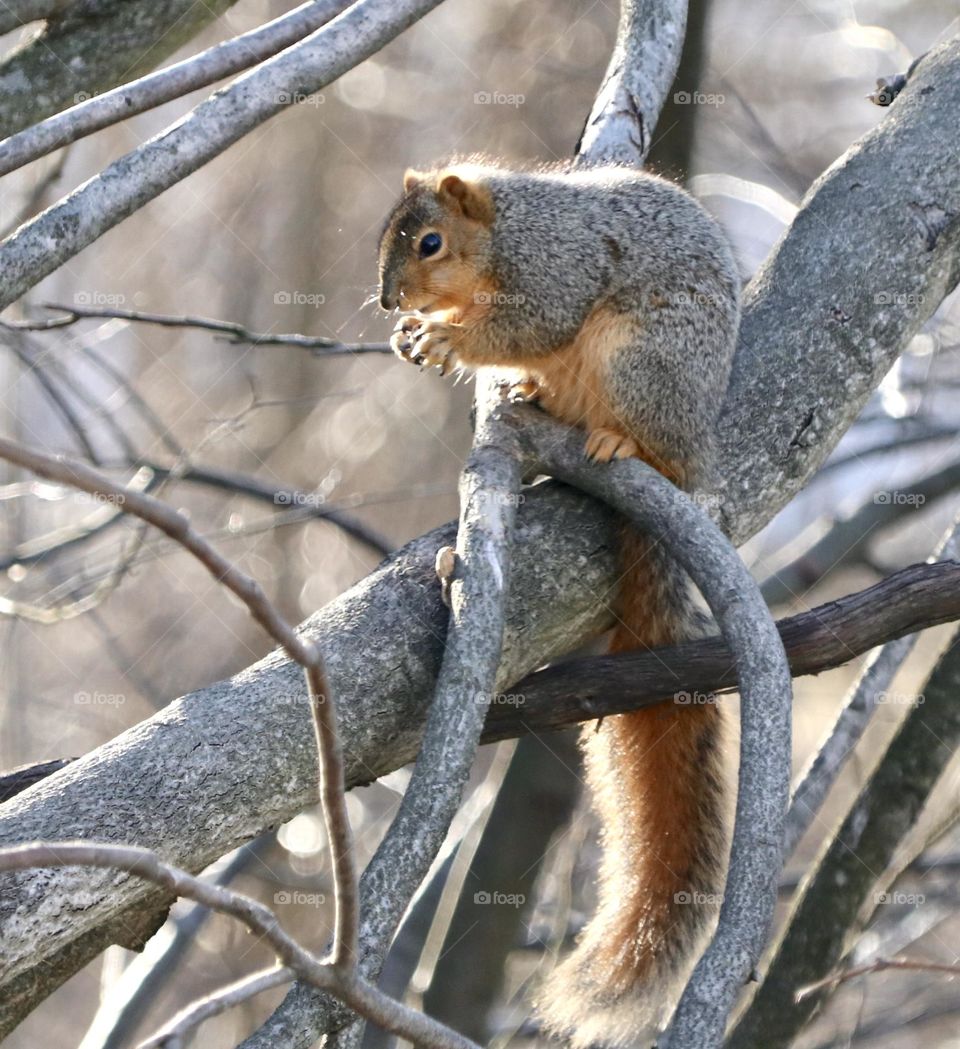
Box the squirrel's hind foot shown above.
[585,427,639,462]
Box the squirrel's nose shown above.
[379,290,396,310]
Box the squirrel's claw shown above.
[584,428,640,463]
[506,378,541,404]
[391,314,458,374]
[407,316,459,374]
[390,315,425,365]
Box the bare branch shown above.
[0,844,477,1049]
[0,758,74,803]
[727,617,960,1048]
[2,326,103,461]
[716,39,960,543]
[0,436,316,666]
[576,0,689,164]
[761,459,960,606]
[0,148,69,239]
[0,0,446,312]
[78,841,270,1049]
[139,966,296,1049]
[0,435,352,1034]
[796,956,960,1002]
[4,306,391,355]
[0,0,351,178]
[9,556,960,804]
[486,558,960,742]
[0,0,67,37]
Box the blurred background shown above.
[2,0,960,1045]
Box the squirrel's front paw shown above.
[584,427,639,463]
[391,315,460,376]
[391,315,424,364]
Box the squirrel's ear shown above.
[437,173,494,225]
[403,168,427,193]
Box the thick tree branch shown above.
[7,556,960,805]
[0,0,240,138]
[0,0,446,311]
[715,39,960,543]
[244,377,527,1048]
[485,557,960,741]
[0,0,352,177]
[575,0,688,164]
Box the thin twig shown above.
[2,328,102,462]
[0,437,357,1035]
[3,306,391,355]
[796,956,960,1001]
[78,840,271,1049]
[139,966,296,1048]
[0,844,477,1049]
[783,516,960,857]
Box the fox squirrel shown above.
[378,158,740,1045]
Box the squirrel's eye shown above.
[419,232,442,258]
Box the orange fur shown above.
[524,310,726,1041]
[523,306,688,484]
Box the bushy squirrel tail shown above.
[537,525,729,1047]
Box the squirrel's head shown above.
[378,167,495,314]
